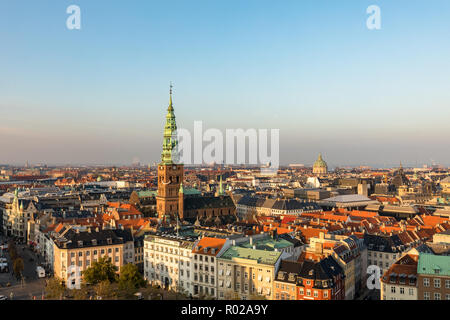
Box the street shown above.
[0,234,47,300]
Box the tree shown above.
[13,257,24,279]
[118,263,146,291]
[83,256,118,285]
[45,277,66,300]
[129,191,141,206]
[8,241,18,261]
[73,284,89,300]
[249,293,267,300]
[223,290,241,300]
[198,292,215,300]
[95,280,116,300]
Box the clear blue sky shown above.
[1,0,449,167]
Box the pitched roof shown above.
[417,253,450,276]
[193,237,227,256]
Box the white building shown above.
[144,233,197,296]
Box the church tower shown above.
[156,85,184,222]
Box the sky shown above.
[0,0,449,168]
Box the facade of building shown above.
[364,234,408,276]
[295,255,345,300]
[143,232,197,295]
[191,237,230,298]
[380,253,419,300]
[217,246,286,300]
[417,253,450,300]
[306,233,366,299]
[53,227,134,282]
[274,260,301,300]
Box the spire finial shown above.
[168,82,174,111]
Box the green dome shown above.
[313,153,328,168]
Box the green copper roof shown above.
[239,237,292,251]
[220,246,282,266]
[417,253,450,276]
[138,190,157,198]
[314,153,327,168]
[184,188,201,195]
[161,85,179,165]
[218,175,224,196]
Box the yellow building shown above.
[217,246,284,300]
[53,227,134,282]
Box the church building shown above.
[156,86,236,226]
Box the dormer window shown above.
[78,241,83,247]
[107,238,112,245]
[92,239,97,246]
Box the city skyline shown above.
[1,0,450,167]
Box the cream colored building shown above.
[143,233,197,296]
[380,254,418,300]
[217,246,287,300]
[53,227,134,282]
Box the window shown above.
[391,286,396,294]
[400,287,404,294]
[424,292,430,300]
[423,278,430,287]
[409,288,414,295]
[434,293,441,300]
[446,280,450,289]
[434,279,441,288]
